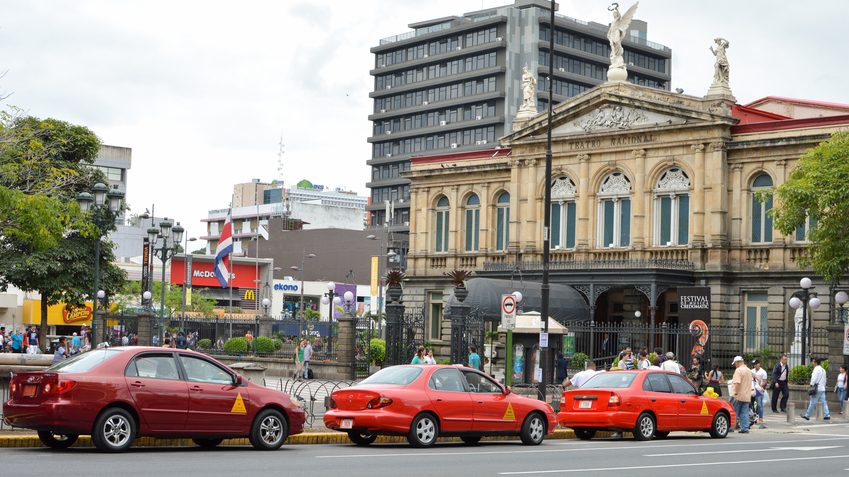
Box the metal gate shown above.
[460,306,486,368]
[354,315,378,379]
[400,308,425,363]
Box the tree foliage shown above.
[772,132,849,283]
[113,280,216,316]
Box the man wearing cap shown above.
[660,352,680,373]
[730,356,753,433]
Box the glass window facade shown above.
[374,76,498,114]
[373,126,496,158]
[435,196,449,252]
[751,174,774,244]
[464,194,480,252]
[495,192,510,251]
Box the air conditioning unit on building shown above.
[456,46,462,50]
[386,153,392,157]
[424,54,429,58]
[380,109,386,113]
[379,63,385,67]
[450,143,458,149]
[440,120,447,126]
[386,85,392,89]
[480,139,487,144]
[558,67,565,72]
[386,130,392,135]
[476,115,482,120]
[496,37,503,41]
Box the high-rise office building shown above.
[367,0,672,259]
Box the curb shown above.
[0,428,606,448]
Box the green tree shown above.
[772,132,849,283]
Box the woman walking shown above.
[706,364,723,397]
[836,366,848,414]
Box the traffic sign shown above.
[501,294,517,330]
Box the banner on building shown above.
[678,287,712,361]
[141,238,150,298]
[370,256,379,297]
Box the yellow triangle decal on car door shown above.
[503,403,516,420]
[231,392,247,414]
[700,401,709,415]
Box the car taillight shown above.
[56,380,76,394]
[608,393,621,407]
[366,397,392,409]
[10,382,16,393]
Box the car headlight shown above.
[292,397,304,408]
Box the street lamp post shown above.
[147,219,184,340]
[77,182,124,348]
[367,235,398,337]
[343,291,356,379]
[321,282,336,321]
[836,291,849,323]
[789,277,822,365]
[180,236,197,332]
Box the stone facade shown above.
[401,81,849,366]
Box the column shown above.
[632,149,647,249]
[774,160,787,244]
[408,186,420,253]
[385,301,405,366]
[730,164,743,246]
[508,159,521,251]
[448,185,459,253]
[577,154,591,249]
[479,183,491,252]
[691,144,706,246]
[337,314,355,378]
[137,310,153,346]
[708,142,729,244]
[525,158,539,252]
[449,291,470,365]
[421,187,431,254]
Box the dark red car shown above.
[3,347,305,452]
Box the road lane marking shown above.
[645,445,841,457]
[498,455,846,474]
[315,436,849,459]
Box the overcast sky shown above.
[1,0,844,247]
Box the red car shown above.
[4,347,305,452]
[558,370,735,440]
[323,365,556,447]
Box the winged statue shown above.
[607,2,639,70]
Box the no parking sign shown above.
[501,294,517,330]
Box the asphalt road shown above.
[4,425,849,476]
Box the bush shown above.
[223,337,249,354]
[570,352,589,370]
[647,352,658,365]
[369,338,386,365]
[272,338,283,351]
[437,358,451,365]
[790,364,812,385]
[255,336,279,354]
[822,359,830,372]
[197,339,212,350]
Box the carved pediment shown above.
[552,104,687,136]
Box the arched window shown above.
[751,174,773,244]
[435,195,449,252]
[464,194,480,252]
[597,172,631,248]
[654,168,690,246]
[551,176,577,249]
[495,192,510,251]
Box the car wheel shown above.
[573,428,596,440]
[347,431,378,446]
[249,408,288,450]
[520,412,546,446]
[192,438,225,448]
[654,431,669,439]
[633,412,655,441]
[709,412,730,438]
[408,413,439,448]
[37,431,79,449]
[461,436,481,445]
[92,407,135,452]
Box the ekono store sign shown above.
[170,258,263,289]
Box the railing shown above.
[483,258,695,272]
[552,13,671,53]
[264,378,359,427]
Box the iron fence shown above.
[264,377,359,427]
[354,315,378,379]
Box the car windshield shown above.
[581,372,637,389]
[46,349,124,373]
[359,366,423,385]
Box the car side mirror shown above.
[503,385,512,395]
[234,375,243,386]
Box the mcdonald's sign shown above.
[243,289,256,301]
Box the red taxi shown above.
[4,347,305,452]
[323,365,556,447]
[558,370,735,440]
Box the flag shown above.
[213,211,233,288]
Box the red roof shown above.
[731,113,849,134]
[745,96,849,113]
[731,104,789,124]
[411,147,511,165]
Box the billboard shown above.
[678,286,711,361]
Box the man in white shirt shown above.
[752,359,768,428]
[661,352,681,373]
[564,361,602,388]
[802,357,830,421]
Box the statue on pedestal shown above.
[709,37,730,87]
[515,65,538,121]
[606,2,639,82]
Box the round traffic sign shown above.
[502,295,517,315]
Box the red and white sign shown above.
[171,258,262,289]
[501,294,517,331]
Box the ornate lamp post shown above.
[789,277,821,365]
[321,282,336,321]
[180,236,197,332]
[836,291,849,323]
[343,290,357,378]
[77,182,124,348]
[147,219,184,338]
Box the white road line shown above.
[497,455,846,475]
[644,445,841,457]
[315,436,849,459]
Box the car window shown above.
[180,355,234,385]
[359,366,423,385]
[429,368,467,392]
[667,373,697,395]
[462,370,501,393]
[582,372,637,389]
[644,373,672,393]
[129,354,180,380]
[48,349,123,373]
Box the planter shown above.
[387,286,402,303]
[454,286,468,303]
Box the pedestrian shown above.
[661,352,680,373]
[294,339,305,379]
[162,337,171,348]
[29,326,40,354]
[689,356,705,393]
[52,337,68,365]
[468,345,481,370]
[638,350,650,370]
[620,349,634,370]
[244,330,253,350]
[71,333,81,355]
[752,359,767,428]
[729,355,753,433]
[801,357,830,421]
[0,326,6,353]
[175,332,187,349]
[601,334,610,356]
[706,364,723,397]
[21,329,29,354]
[771,353,790,413]
[411,346,426,364]
[564,361,602,388]
[303,339,313,379]
[648,356,662,370]
[556,352,568,383]
[152,334,159,347]
[654,347,666,364]
[836,366,848,414]
[121,334,129,346]
[424,348,436,365]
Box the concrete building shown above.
[367,0,672,263]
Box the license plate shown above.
[340,419,353,429]
[579,400,592,409]
[22,385,37,397]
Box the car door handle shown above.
[190,386,203,392]
[130,381,145,388]
[650,398,656,402]
[680,400,686,403]
[436,398,444,402]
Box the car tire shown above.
[709,412,730,439]
[633,412,655,441]
[520,412,546,446]
[92,407,135,452]
[37,431,79,449]
[192,438,225,448]
[654,431,669,439]
[461,436,481,445]
[249,408,288,450]
[408,413,439,448]
[347,431,378,446]
[573,428,596,440]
